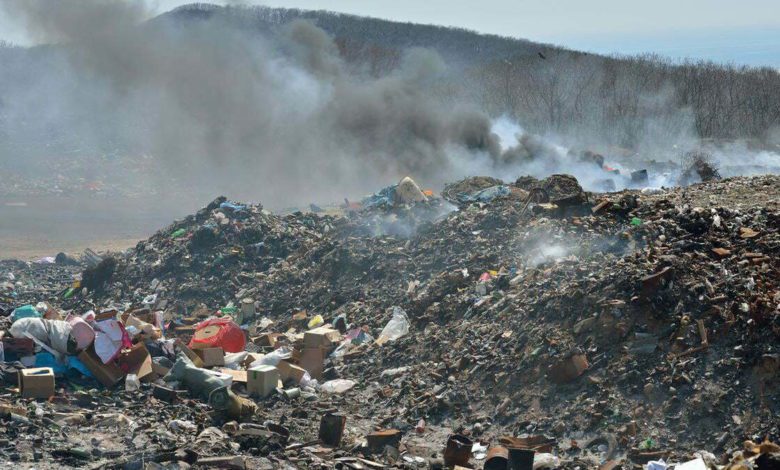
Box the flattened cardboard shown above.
[94,310,118,321]
[173,325,197,337]
[19,367,55,399]
[177,341,204,368]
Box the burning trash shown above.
[1,173,779,468]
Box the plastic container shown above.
[125,374,140,391]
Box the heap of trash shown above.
[1,174,779,469]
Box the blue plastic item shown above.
[362,184,397,208]
[34,352,94,378]
[10,305,41,323]
[219,201,247,212]
[458,185,511,203]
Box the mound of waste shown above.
[1,175,779,469]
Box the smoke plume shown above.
[1,0,516,207]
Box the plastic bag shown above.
[320,379,355,394]
[10,305,42,323]
[251,347,291,368]
[377,307,409,344]
[458,185,511,203]
[330,340,352,359]
[533,453,560,469]
[223,351,248,368]
[307,314,324,329]
[188,318,245,353]
[219,201,246,212]
[645,460,667,470]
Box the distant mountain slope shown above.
[2,2,778,165]
[156,3,556,67]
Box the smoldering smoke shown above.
[3,1,777,210]
[1,0,521,207]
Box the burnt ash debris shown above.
[1,174,779,469]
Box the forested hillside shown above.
[2,2,779,164]
[161,3,780,150]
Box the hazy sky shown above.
[2,0,779,66]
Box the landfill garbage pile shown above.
[1,174,779,470]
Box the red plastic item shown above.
[188,318,246,353]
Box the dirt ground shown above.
[0,194,193,260]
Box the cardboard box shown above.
[253,333,282,348]
[2,336,35,355]
[247,365,279,398]
[241,352,265,369]
[547,353,589,384]
[299,347,326,379]
[366,429,402,452]
[194,347,225,367]
[304,327,340,349]
[277,360,307,385]
[178,341,204,368]
[121,308,152,324]
[173,325,197,337]
[118,343,155,382]
[78,346,125,388]
[219,368,248,384]
[18,367,55,399]
[94,310,119,321]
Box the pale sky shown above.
[3,0,779,66]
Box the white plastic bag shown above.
[251,347,291,368]
[320,379,355,394]
[223,351,248,368]
[646,460,668,470]
[377,307,409,344]
[533,453,560,469]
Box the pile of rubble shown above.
[1,174,779,469]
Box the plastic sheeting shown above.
[457,185,511,203]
